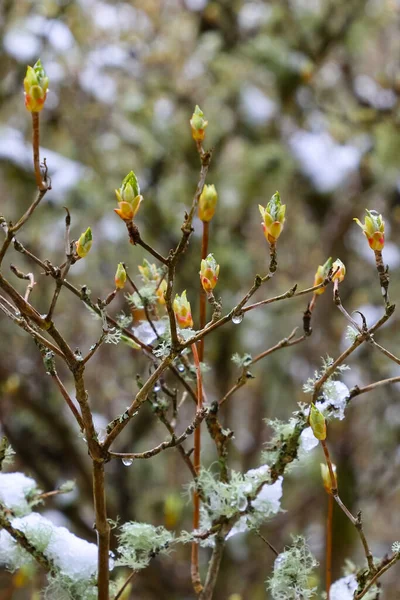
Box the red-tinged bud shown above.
[156,279,167,305]
[332,259,346,283]
[173,290,193,329]
[24,59,49,113]
[115,263,127,290]
[190,105,208,142]
[200,254,219,293]
[354,209,385,251]
[313,257,333,295]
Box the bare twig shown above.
[109,407,208,460]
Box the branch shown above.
[109,407,208,460]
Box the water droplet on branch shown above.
[122,457,133,467]
[231,313,243,325]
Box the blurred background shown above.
[0,0,400,598]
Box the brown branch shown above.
[219,328,306,406]
[321,440,375,574]
[31,112,47,191]
[348,376,400,401]
[103,355,175,450]
[93,461,110,600]
[109,407,208,460]
[191,341,204,595]
[50,372,85,431]
[355,553,399,600]
[326,494,333,598]
[312,304,395,402]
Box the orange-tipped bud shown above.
[114,171,143,222]
[354,209,385,251]
[156,279,167,305]
[115,263,127,290]
[332,259,346,283]
[259,191,286,245]
[24,59,49,112]
[198,184,218,222]
[76,227,92,258]
[309,404,326,440]
[173,290,193,329]
[200,254,219,293]
[313,257,333,295]
[190,105,208,142]
[320,463,337,494]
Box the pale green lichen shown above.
[115,522,174,570]
[266,536,318,600]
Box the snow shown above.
[299,427,319,453]
[132,320,167,344]
[0,512,111,580]
[330,574,358,600]
[289,130,362,192]
[0,472,38,516]
[318,381,349,420]
[252,476,283,514]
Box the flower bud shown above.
[198,184,218,222]
[259,191,286,244]
[76,227,93,258]
[24,59,49,112]
[200,253,220,293]
[114,171,143,222]
[156,279,167,305]
[309,404,326,440]
[331,259,346,283]
[320,463,337,494]
[354,209,385,251]
[313,257,333,295]
[138,259,160,283]
[115,263,127,289]
[190,105,208,142]
[173,290,193,329]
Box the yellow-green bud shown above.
[76,227,93,258]
[313,257,333,295]
[173,290,193,329]
[259,191,286,244]
[114,171,143,222]
[190,105,208,142]
[115,263,127,289]
[198,184,218,222]
[354,209,385,251]
[320,463,337,494]
[309,404,326,440]
[24,59,49,112]
[200,254,220,293]
[332,259,346,283]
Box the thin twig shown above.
[109,407,208,460]
[50,372,85,431]
[256,531,279,556]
